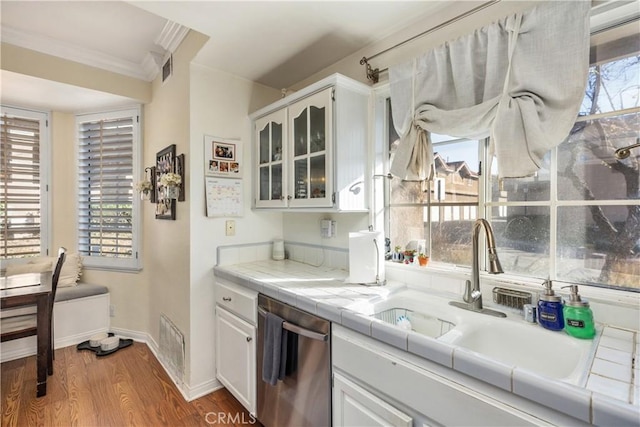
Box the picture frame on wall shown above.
[176,153,185,202]
[204,135,242,178]
[156,144,176,220]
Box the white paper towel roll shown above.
[347,230,385,284]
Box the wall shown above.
[292,1,538,90]
[1,43,151,102]
[1,42,154,333]
[283,212,369,250]
[142,31,209,391]
[52,110,152,335]
[188,63,282,392]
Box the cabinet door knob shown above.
[280,196,284,200]
[246,337,252,342]
[222,297,232,301]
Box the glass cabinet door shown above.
[255,109,287,208]
[289,88,333,207]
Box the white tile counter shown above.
[214,259,640,426]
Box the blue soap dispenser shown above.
[537,279,564,331]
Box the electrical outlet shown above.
[321,219,336,238]
[109,304,115,317]
[225,220,236,236]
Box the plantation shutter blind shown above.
[0,114,42,258]
[78,115,134,259]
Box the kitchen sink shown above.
[360,288,598,386]
[438,321,598,385]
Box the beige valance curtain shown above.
[389,1,591,180]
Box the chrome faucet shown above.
[449,219,506,318]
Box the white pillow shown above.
[4,253,83,288]
[56,253,83,288]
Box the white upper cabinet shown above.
[289,88,333,208]
[251,74,370,211]
[255,109,287,208]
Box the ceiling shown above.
[0,0,448,112]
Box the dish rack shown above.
[374,308,456,338]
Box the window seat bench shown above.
[0,282,110,363]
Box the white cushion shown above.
[4,253,83,288]
[1,314,37,333]
[5,260,53,276]
[0,306,37,319]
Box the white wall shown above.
[283,212,369,249]
[188,62,283,391]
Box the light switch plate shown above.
[225,220,235,236]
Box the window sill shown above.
[384,260,640,308]
[82,264,142,274]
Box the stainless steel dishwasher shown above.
[257,294,331,427]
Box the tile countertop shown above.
[213,260,640,426]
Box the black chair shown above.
[1,247,67,374]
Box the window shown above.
[488,51,639,291]
[0,106,49,261]
[384,45,639,292]
[387,100,480,266]
[76,108,141,270]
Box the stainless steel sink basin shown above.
[373,307,455,338]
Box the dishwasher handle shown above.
[258,307,328,342]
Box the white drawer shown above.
[215,279,258,325]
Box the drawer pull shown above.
[246,337,252,342]
[222,297,232,302]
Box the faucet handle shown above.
[463,280,481,303]
[463,280,473,303]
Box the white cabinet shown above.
[333,325,549,427]
[255,108,287,208]
[333,372,413,427]
[252,73,370,211]
[215,280,258,415]
[215,307,256,414]
[288,88,333,208]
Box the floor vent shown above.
[159,314,185,383]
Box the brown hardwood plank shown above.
[0,357,26,427]
[65,345,100,427]
[112,380,150,427]
[1,341,255,427]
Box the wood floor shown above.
[1,342,259,427]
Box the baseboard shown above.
[187,378,224,401]
[56,328,110,349]
[0,328,110,363]
[0,336,37,363]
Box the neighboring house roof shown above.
[433,153,479,180]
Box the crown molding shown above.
[155,21,190,53]
[1,25,162,82]
[142,51,165,82]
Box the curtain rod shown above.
[359,1,640,84]
[359,0,500,84]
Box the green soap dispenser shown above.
[562,285,595,339]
